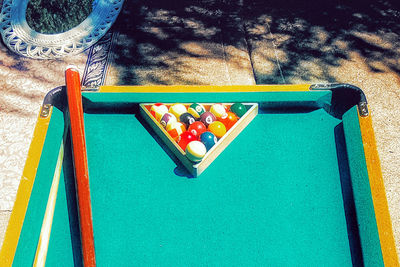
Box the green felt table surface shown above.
[11,91,383,266]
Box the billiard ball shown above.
[150,103,168,121]
[210,103,228,119]
[179,112,196,127]
[230,103,247,117]
[188,121,207,138]
[218,111,238,131]
[160,112,177,128]
[208,121,226,138]
[166,122,186,141]
[169,104,187,118]
[200,111,216,127]
[177,131,197,151]
[185,141,207,162]
[200,132,217,151]
[187,103,206,119]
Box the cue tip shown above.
[65,65,79,72]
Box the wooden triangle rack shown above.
[140,103,258,177]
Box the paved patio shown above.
[1,0,399,259]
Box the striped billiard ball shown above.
[160,112,177,128]
[150,103,168,121]
[169,104,187,119]
[166,122,186,141]
[210,103,228,119]
[185,141,207,162]
[187,103,206,119]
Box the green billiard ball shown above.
[188,103,206,119]
[230,103,247,117]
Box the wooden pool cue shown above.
[33,141,64,267]
[65,66,96,266]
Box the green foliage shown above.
[26,0,93,34]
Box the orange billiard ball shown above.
[166,122,186,141]
[218,112,238,131]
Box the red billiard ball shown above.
[218,111,238,131]
[177,131,197,151]
[200,111,216,127]
[188,121,207,138]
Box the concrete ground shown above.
[1,0,399,261]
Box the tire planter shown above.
[0,0,124,59]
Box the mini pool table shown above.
[1,84,398,266]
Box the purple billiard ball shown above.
[160,112,177,128]
[200,111,216,127]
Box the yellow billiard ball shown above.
[169,104,187,119]
[208,121,226,138]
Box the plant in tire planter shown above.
[26,0,93,34]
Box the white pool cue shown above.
[32,140,64,267]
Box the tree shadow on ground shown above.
[109,0,247,85]
[109,0,400,85]
[241,0,400,83]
